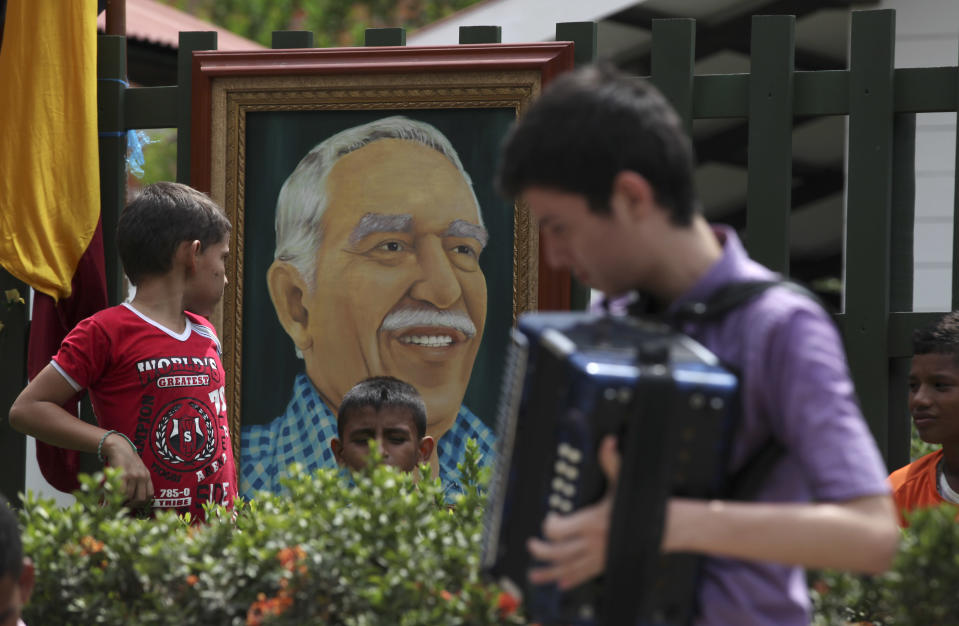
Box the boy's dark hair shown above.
[497,63,698,225]
[118,182,232,285]
[337,376,428,439]
[913,310,959,361]
[0,494,23,580]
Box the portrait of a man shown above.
[240,116,496,497]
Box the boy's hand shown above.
[102,433,154,505]
[527,435,621,590]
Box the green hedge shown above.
[19,441,522,625]
[810,503,959,626]
[18,438,959,625]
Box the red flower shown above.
[497,591,520,617]
[79,535,104,555]
[247,590,293,625]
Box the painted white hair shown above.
[274,115,484,289]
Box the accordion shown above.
[481,311,739,626]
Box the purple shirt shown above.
[607,226,889,625]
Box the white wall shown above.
[24,436,76,507]
[874,0,959,311]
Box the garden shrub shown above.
[22,434,959,625]
[18,440,522,625]
[811,503,959,626]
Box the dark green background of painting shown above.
[241,108,516,431]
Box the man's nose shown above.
[409,235,461,308]
[542,232,569,269]
[910,384,931,409]
[374,435,389,458]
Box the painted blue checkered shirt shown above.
[240,372,496,498]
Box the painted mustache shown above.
[380,307,477,338]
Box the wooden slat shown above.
[692,74,749,118]
[650,19,695,134]
[746,15,795,274]
[887,312,943,356]
[689,67,959,120]
[555,22,598,311]
[953,60,959,309]
[177,31,218,186]
[272,30,314,49]
[365,28,405,46]
[125,86,178,129]
[555,22,597,68]
[794,70,849,116]
[0,271,28,503]
[844,9,896,458]
[887,358,911,470]
[97,35,127,306]
[459,26,501,44]
[890,113,916,313]
[896,67,957,113]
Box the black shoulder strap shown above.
[672,279,824,323]
[671,278,826,501]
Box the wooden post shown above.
[176,32,218,185]
[365,28,405,46]
[98,35,127,306]
[746,15,795,274]
[272,31,314,49]
[104,0,126,70]
[104,0,125,36]
[844,10,896,462]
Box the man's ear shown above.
[175,239,202,272]
[609,171,657,223]
[330,437,345,466]
[267,260,312,352]
[417,435,435,463]
[20,557,34,605]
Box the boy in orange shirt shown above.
[888,311,959,525]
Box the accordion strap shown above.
[724,438,787,501]
[674,278,829,501]
[672,279,825,323]
[604,357,677,625]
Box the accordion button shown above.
[555,460,577,479]
[690,393,706,409]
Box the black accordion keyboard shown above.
[481,312,738,626]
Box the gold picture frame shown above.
[190,43,575,470]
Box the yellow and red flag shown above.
[0,0,108,492]
[0,0,101,299]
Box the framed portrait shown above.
[190,43,575,492]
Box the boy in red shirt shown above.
[888,310,959,525]
[10,182,237,522]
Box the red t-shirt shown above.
[53,303,237,521]
[888,449,946,527]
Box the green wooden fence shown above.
[2,9,956,502]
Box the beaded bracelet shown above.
[97,430,137,464]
